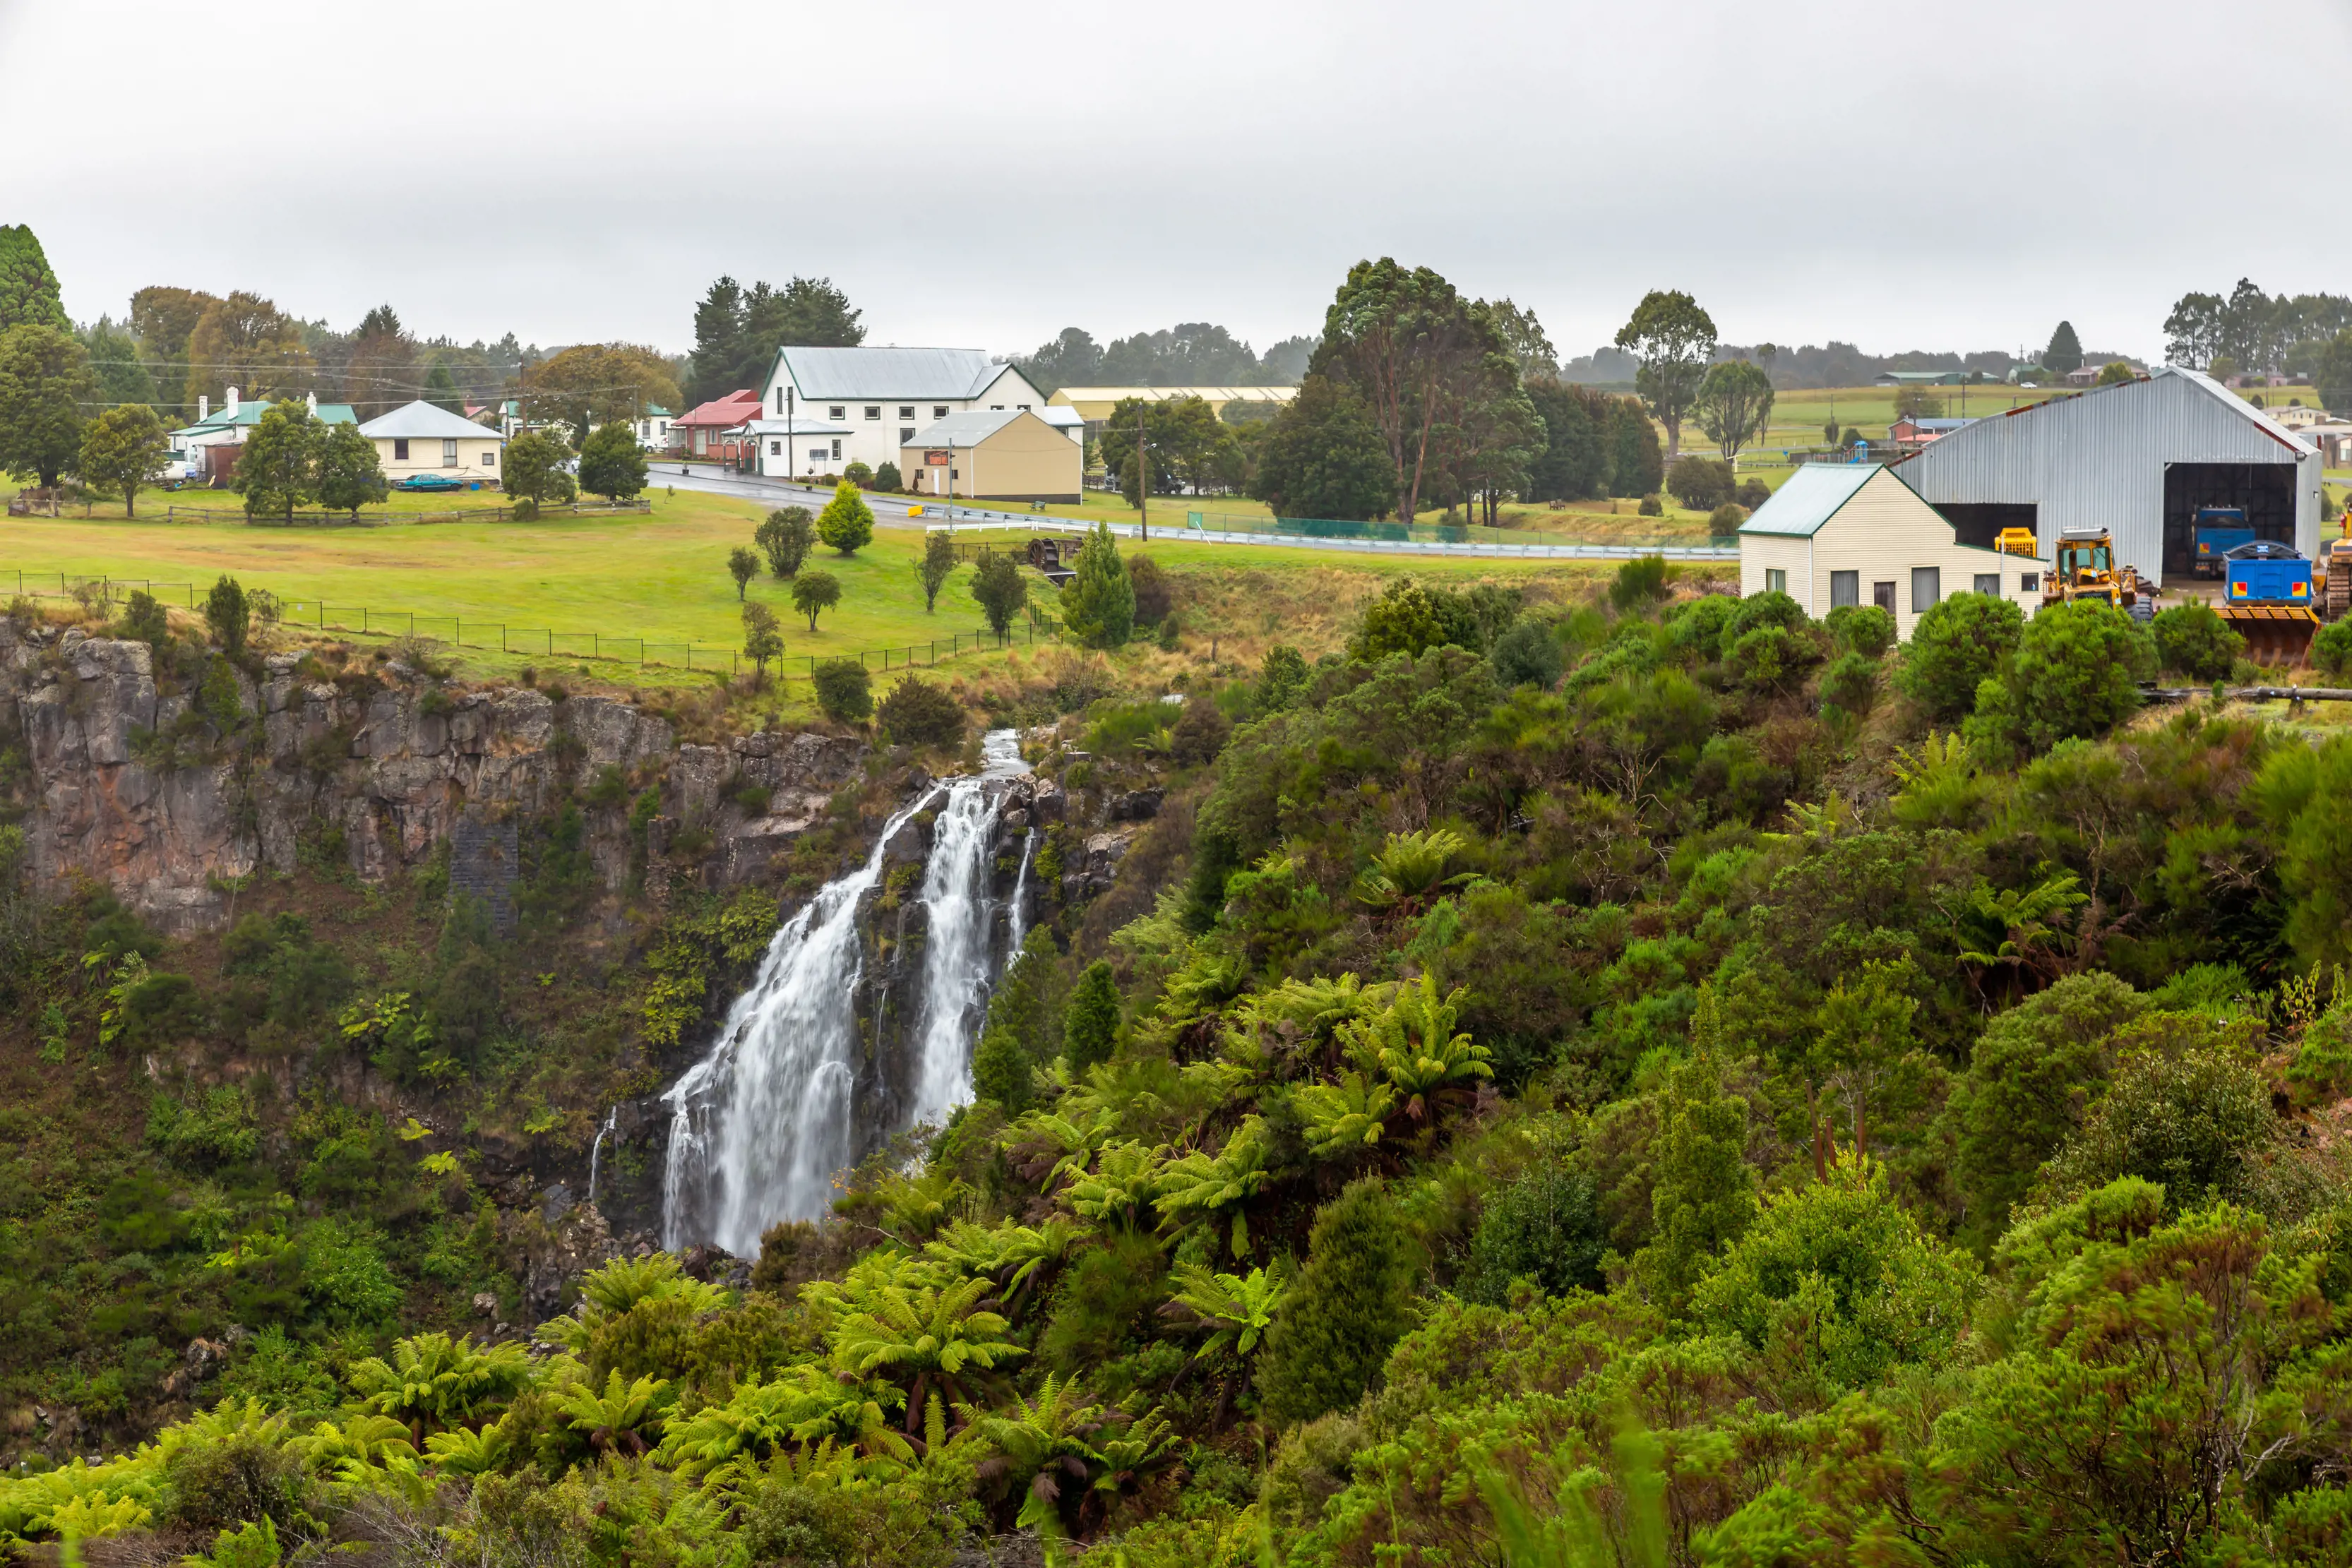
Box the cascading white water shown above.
[660,730,1029,1255]
[587,1107,618,1208]
[904,782,1006,1130]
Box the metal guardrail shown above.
[921,514,1739,561]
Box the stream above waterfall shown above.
[657,730,1032,1254]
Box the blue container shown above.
[2223,540,2313,606]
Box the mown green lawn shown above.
[0,484,1624,705]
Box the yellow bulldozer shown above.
[2041,527,2156,617]
[2318,505,2352,621]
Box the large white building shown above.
[1892,367,2323,587]
[756,347,1054,474]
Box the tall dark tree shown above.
[1099,323,1262,385]
[1695,359,1774,458]
[0,225,67,333]
[1609,396,1666,498]
[685,275,864,405]
[80,317,156,409]
[1016,328,1103,395]
[1313,259,1520,522]
[1250,375,1395,520]
[1614,289,1717,461]
[2163,293,2223,369]
[1481,298,1558,380]
[423,362,462,414]
[2043,320,2084,377]
[1520,379,1615,502]
[340,303,417,417]
[0,323,97,487]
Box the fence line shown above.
[157,498,654,527]
[3,570,1061,686]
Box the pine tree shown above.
[1062,960,1121,1074]
[1254,1178,1416,1423]
[2044,321,2084,377]
[816,479,874,555]
[314,422,388,518]
[424,361,462,413]
[0,225,67,333]
[986,926,1062,1063]
[1631,1051,1757,1313]
[970,1025,1034,1113]
[1058,521,1135,648]
[578,420,648,501]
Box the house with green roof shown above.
[167,387,359,482]
[1737,462,2051,640]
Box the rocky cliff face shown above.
[0,623,866,931]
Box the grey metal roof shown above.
[773,347,1017,400]
[1737,462,1883,537]
[357,400,505,441]
[741,418,854,436]
[904,409,1029,446]
[1892,367,2324,586]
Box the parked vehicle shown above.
[2192,507,2255,578]
[394,474,465,492]
[2044,527,2156,619]
[2220,539,2320,663]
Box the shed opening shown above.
[1935,501,2038,551]
[2162,462,2296,579]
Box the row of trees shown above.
[2163,277,2352,381]
[1016,323,1318,394]
[683,276,863,407]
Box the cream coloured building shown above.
[900,409,1082,503]
[357,400,506,483]
[1738,463,2050,639]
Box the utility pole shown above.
[1137,414,1148,541]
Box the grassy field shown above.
[0,484,1625,720]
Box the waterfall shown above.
[587,1107,618,1208]
[660,729,1029,1255]
[1005,829,1035,960]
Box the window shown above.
[864,405,880,419]
[775,388,784,414]
[1974,573,2001,597]
[830,439,842,460]
[484,450,496,467]
[1018,403,1031,411]
[990,404,1005,410]
[900,427,915,443]
[1873,581,1896,611]
[1830,570,1859,608]
[828,405,845,420]
[808,447,828,464]
[898,405,914,419]
[933,406,948,418]
[443,438,458,467]
[1911,567,1940,613]
[2021,572,2040,593]
[1765,568,1786,595]
[393,438,410,461]
[770,441,782,456]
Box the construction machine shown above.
[2044,527,2156,619]
[2219,539,2321,664]
[1993,526,2038,559]
[2192,507,2255,579]
[2316,505,2352,621]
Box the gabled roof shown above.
[1737,462,1885,537]
[772,347,1015,401]
[357,400,506,441]
[1047,385,1299,404]
[1890,366,2315,464]
[674,390,765,428]
[904,409,1037,447]
[175,399,357,436]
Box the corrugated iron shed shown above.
[1890,368,2321,587]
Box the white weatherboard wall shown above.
[1893,367,2321,588]
[1738,465,2050,640]
[759,348,1049,474]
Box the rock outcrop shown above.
[0,624,866,930]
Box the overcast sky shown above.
[4,0,2346,366]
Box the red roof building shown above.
[673,390,765,458]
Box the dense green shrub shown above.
[811,657,872,722]
[1127,554,1172,625]
[1255,1178,1417,1424]
[1974,599,2156,756]
[1459,1161,1606,1303]
[1609,554,1671,611]
[1062,960,1121,1074]
[1666,455,1733,512]
[1825,602,1895,657]
[876,675,964,748]
[1488,618,1563,689]
[2150,602,2245,681]
[2314,618,2352,678]
[1894,592,2025,722]
[1819,649,1878,714]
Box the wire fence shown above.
[2,570,1063,686]
[5,495,655,527]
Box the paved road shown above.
[652,464,1738,563]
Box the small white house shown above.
[743,417,858,481]
[357,400,506,483]
[1738,463,2050,640]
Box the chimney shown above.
[198,394,209,421]
[225,385,239,414]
